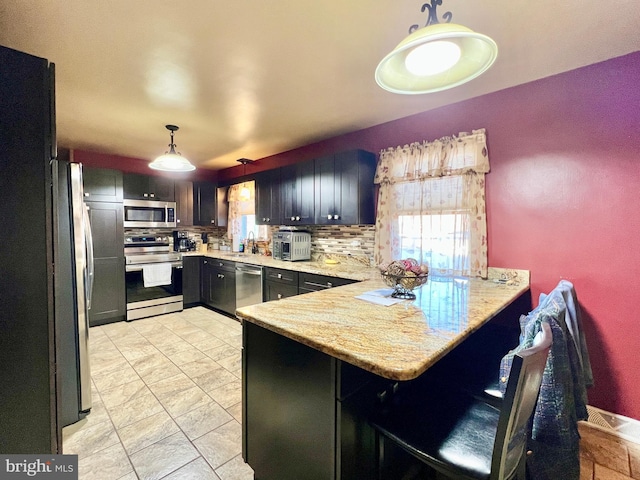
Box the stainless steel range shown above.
[124,234,183,321]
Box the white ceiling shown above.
[1,1,639,170]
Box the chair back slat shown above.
[491,322,552,479]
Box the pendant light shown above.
[149,124,196,172]
[375,0,498,94]
[237,158,254,202]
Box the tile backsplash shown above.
[155,224,376,265]
[306,225,375,263]
[264,225,375,264]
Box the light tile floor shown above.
[63,307,255,480]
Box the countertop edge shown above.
[236,276,530,381]
[182,250,376,281]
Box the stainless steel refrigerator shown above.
[53,160,94,428]
[0,44,92,453]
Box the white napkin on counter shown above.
[355,288,404,306]
[142,263,172,287]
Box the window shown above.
[398,213,470,273]
[238,213,260,244]
[374,130,490,277]
[227,181,268,246]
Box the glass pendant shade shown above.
[236,159,254,201]
[375,23,498,94]
[149,125,196,172]
[239,185,251,202]
[149,153,196,171]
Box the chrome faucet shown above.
[247,231,257,254]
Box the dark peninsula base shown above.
[242,322,388,480]
[238,272,531,479]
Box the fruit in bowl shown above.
[379,259,429,299]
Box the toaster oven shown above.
[273,231,311,261]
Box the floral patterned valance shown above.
[374,129,490,184]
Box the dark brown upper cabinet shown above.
[280,160,314,225]
[175,180,194,227]
[193,181,227,227]
[255,168,281,226]
[82,167,123,203]
[216,186,229,227]
[314,150,377,225]
[123,173,175,201]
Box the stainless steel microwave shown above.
[123,199,177,228]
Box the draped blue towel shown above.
[499,282,592,480]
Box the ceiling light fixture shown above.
[237,158,254,202]
[375,0,498,94]
[149,124,196,172]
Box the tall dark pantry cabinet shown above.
[0,45,83,453]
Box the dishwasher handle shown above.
[236,266,263,276]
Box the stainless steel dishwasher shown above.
[235,264,264,309]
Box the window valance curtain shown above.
[374,129,490,278]
[374,129,490,184]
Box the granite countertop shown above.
[182,250,378,281]
[235,267,530,381]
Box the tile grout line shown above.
[74,308,249,480]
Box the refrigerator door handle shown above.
[69,162,92,414]
[83,204,94,310]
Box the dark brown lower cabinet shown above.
[264,267,299,301]
[243,322,384,480]
[87,201,125,326]
[182,255,201,306]
[298,272,356,295]
[201,258,236,315]
[265,282,298,301]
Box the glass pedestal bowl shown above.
[381,272,429,300]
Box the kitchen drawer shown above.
[298,272,355,293]
[265,281,299,302]
[204,258,236,272]
[265,267,299,285]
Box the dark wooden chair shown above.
[370,322,552,480]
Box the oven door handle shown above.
[126,261,183,272]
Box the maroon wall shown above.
[221,52,640,419]
[71,150,219,183]
[74,51,640,419]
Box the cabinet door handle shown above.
[150,193,155,198]
[327,214,332,220]
[84,192,90,197]
[277,293,282,299]
[295,216,300,221]
[290,216,295,221]
[177,219,181,223]
[277,273,282,279]
[218,273,225,279]
[327,282,333,288]
[266,217,270,222]
[211,220,215,224]
[333,214,340,220]
[143,193,149,198]
[203,260,208,264]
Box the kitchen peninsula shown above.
[235,268,530,480]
